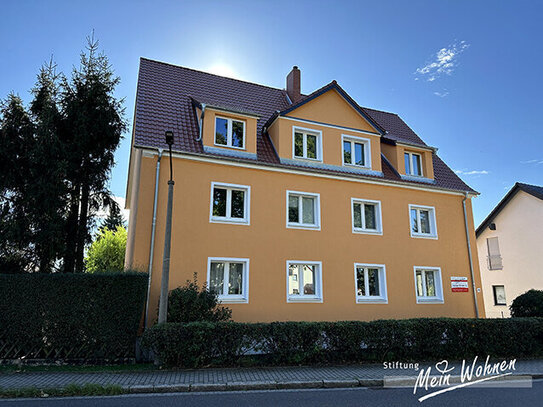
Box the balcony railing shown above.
[487,255,503,270]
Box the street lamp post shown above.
[158,130,175,324]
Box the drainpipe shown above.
[196,103,206,141]
[144,149,163,329]
[463,192,480,318]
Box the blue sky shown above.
[2,0,542,225]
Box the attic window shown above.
[293,127,322,161]
[215,116,245,149]
[404,152,423,176]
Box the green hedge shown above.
[0,272,148,362]
[142,318,543,368]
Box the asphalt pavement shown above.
[1,379,541,407]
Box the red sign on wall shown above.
[451,276,469,292]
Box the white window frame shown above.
[286,190,321,230]
[209,182,251,225]
[207,257,249,303]
[292,126,323,162]
[286,260,323,303]
[404,151,423,177]
[341,135,371,169]
[413,266,444,304]
[408,204,438,239]
[354,263,388,304]
[351,198,383,235]
[214,116,246,149]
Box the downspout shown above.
[144,149,163,329]
[196,103,206,141]
[463,192,480,318]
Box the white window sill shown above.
[356,297,388,304]
[410,232,438,240]
[293,156,323,163]
[343,163,372,170]
[210,217,250,225]
[287,223,320,231]
[213,142,246,150]
[287,296,322,303]
[416,297,444,304]
[353,228,382,235]
[218,296,248,304]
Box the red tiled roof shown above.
[134,58,475,193]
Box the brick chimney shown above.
[286,66,301,103]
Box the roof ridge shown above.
[361,106,399,116]
[140,57,288,93]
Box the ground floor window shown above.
[354,263,387,303]
[493,285,507,305]
[207,257,249,303]
[287,261,322,302]
[414,267,443,303]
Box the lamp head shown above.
[165,130,174,146]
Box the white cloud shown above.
[520,159,543,165]
[455,169,489,175]
[433,91,449,98]
[95,196,130,221]
[415,41,469,82]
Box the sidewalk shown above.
[2,359,543,393]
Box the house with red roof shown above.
[125,59,485,324]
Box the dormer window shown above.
[215,116,245,149]
[342,135,370,168]
[293,127,322,161]
[404,152,422,176]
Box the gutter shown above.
[144,149,163,329]
[462,192,480,318]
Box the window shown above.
[287,191,320,230]
[404,152,423,176]
[354,264,387,303]
[342,136,370,168]
[210,182,250,224]
[493,285,506,305]
[215,116,245,149]
[351,198,382,234]
[486,237,503,270]
[293,127,322,161]
[207,258,249,303]
[287,261,322,302]
[409,205,437,238]
[414,267,443,303]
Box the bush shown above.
[510,290,543,317]
[0,272,148,362]
[142,318,543,368]
[85,226,127,273]
[167,276,231,323]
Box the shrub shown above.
[167,276,231,323]
[142,318,543,368]
[0,272,148,362]
[85,226,127,273]
[510,290,543,317]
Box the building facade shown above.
[125,59,484,324]
[476,183,543,318]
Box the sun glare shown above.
[207,62,238,79]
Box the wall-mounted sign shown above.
[451,276,469,292]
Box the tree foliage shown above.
[510,289,543,317]
[85,226,127,274]
[0,34,126,273]
[100,201,125,233]
[167,275,232,323]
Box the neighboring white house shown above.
[476,183,543,318]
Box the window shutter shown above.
[486,237,503,270]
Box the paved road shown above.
[1,380,542,407]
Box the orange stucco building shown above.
[125,59,485,324]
